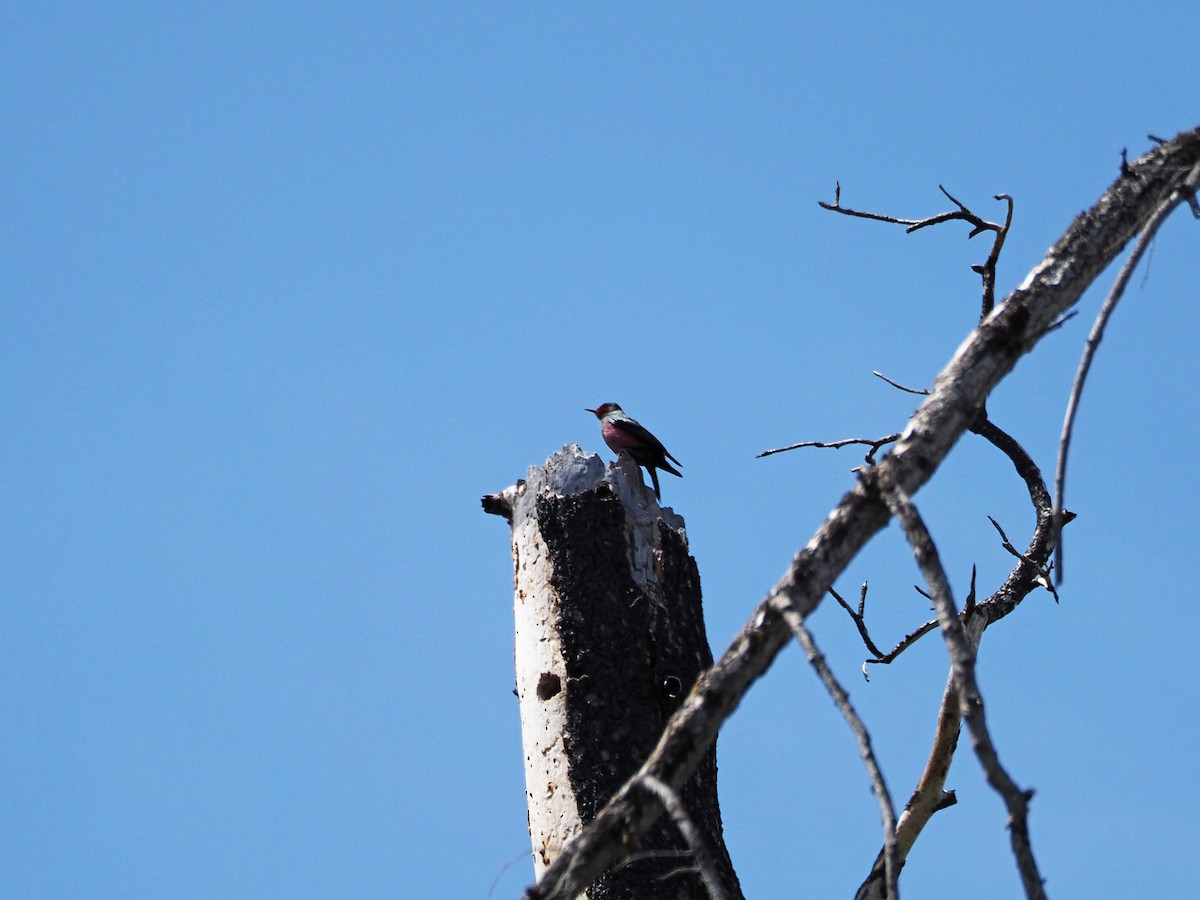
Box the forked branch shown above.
[820,183,1013,318]
[879,479,1046,898]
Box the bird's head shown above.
[585,403,623,419]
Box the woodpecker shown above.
[586,403,682,500]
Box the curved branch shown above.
[1052,156,1200,582]
[971,416,1067,625]
[820,183,1013,320]
[639,775,730,900]
[777,606,899,897]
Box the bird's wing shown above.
[611,417,681,466]
[610,416,663,449]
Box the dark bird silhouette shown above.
[586,403,682,500]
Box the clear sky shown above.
[3,4,1197,898]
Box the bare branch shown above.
[973,193,1014,318]
[987,516,1060,603]
[821,183,1012,320]
[873,371,930,395]
[830,579,949,678]
[758,434,900,465]
[968,416,1068,624]
[830,584,887,662]
[776,605,899,898]
[879,479,1046,899]
[857,675,959,900]
[639,775,729,900]
[1053,157,1200,582]
[819,183,1003,239]
[859,268,1085,900]
[863,618,939,676]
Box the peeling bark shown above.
[492,445,742,900]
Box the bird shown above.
[586,403,682,500]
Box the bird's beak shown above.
[585,408,596,415]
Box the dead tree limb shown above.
[777,606,900,898]
[1052,172,1196,581]
[516,127,1200,900]
[880,479,1046,898]
[857,414,1069,898]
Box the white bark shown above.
[498,444,741,899]
[510,446,605,877]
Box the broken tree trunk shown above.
[484,445,742,900]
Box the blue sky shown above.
[3,4,1197,897]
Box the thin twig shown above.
[987,516,1059,602]
[639,775,729,900]
[862,619,939,677]
[821,184,1011,321]
[873,371,930,395]
[963,565,978,616]
[1053,159,1200,583]
[879,478,1047,900]
[775,190,1004,478]
[974,194,1014,319]
[819,183,1003,238]
[830,584,886,661]
[775,604,899,899]
[830,583,941,679]
[856,675,959,900]
[1043,309,1079,334]
[758,434,901,465]
[488,848,537,896]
